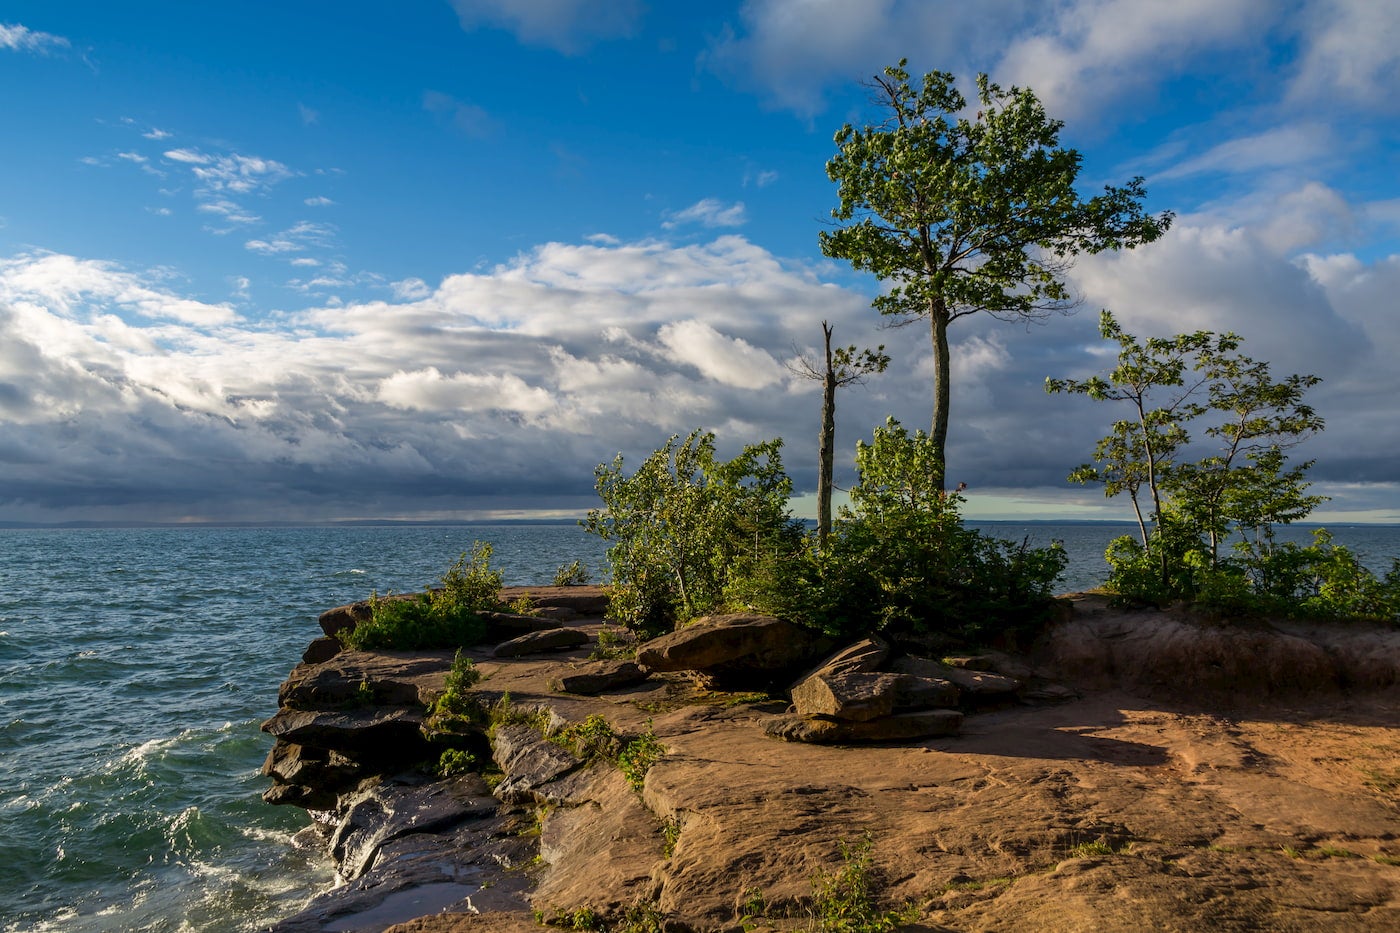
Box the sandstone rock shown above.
[331,774,499,879]
[547,659,648,695]
[385,913,545,933]
[791,636,890,687]
[890,653,1022,699]
[763,709,964,744]
[302,636,342,664]
[490,723,583,804]
[500,585,609,617]
[262,741,364,806]
[636,613,826,678]
[278,651,453,709]
[492,627,590,658]
[477,610,563,639]
[893,674,961,710]
[791,671,902,721]
[261,706,431,761]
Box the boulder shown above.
[791,671,903,722]
[635,614,827,679]
[547,660,649,695]
[262,741,365,804]
[763,709,963,744]
[278,651,453,709]
[492,627,590,658]
[791,671,961,721]
[302,636,342,664]
[791,636,890,688]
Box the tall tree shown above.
[789,322,888,547]
[821,60,1173,489]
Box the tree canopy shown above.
[821,60,1173,487]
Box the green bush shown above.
[339,543,503,650]
[584,430,800,636]
[617,723,665,792]
[552,560,590,586]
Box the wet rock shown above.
[547,660,648,695]
[330,774,500,880]
[492,627,590,658]
[262,742,364,807]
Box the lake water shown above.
[1,521,1395,931]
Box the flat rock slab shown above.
[279,650,454,708]
[792,671,960,722]
[499,585,610,617]
[477,611,563,640]
[764,709,964,744]
[493,627,590,657]
[548,660,648,695]
[636,613,826,675]
[261,705,429,759]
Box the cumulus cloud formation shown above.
[2,221,1398,522]
[449,0,644,53]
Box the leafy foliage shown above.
[617,723,665,792]
[339,543,503,650]
[552,560,590,586]
[807,836,916,933]
[584,430,801,635]
[822,60,1170,475]
[735,420,1066,643]
[1048,313,1398,622]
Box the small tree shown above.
[788,321,888,547]
[1047,311,1326,603]
[821,60,1172,489]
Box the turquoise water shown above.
[0,521,1395,931]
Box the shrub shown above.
[584,430,800,636]
[339,543,503,650]
[552,560,590,586]
[437,748,477,777]
[617,723,665,792]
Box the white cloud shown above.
[304,196,335,207]
[657,319,785,389]
[1157,124,1335,180]
[1289,0,1400,107]
[1,230,1396,522]
[449,0,644,53]
[0,23,70,54]
[245,221,336,256]
[391,277,432,301]
[662,199,747,229]
[198,198,261,226]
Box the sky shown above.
[1,1,1397,525]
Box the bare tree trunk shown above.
[818,323,836,548]
[930,299,951,492]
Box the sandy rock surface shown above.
[270,589,1400,932]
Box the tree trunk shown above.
[929,298,951,493]
[818,323,837,548]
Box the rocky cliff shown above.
[262,588,1400,932]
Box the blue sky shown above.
[2,1,1398,524]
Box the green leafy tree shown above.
[583,430,798,635]
[788,321,889,547]
[1048,311,1326,604]
[821,60,1172,488]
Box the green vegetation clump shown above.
[1050,312,1400,623]
[339,543,504,650]
[617,723,665,792]
[437,748,477,777]
[587,421,1066,646]
[552,560,590,586]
